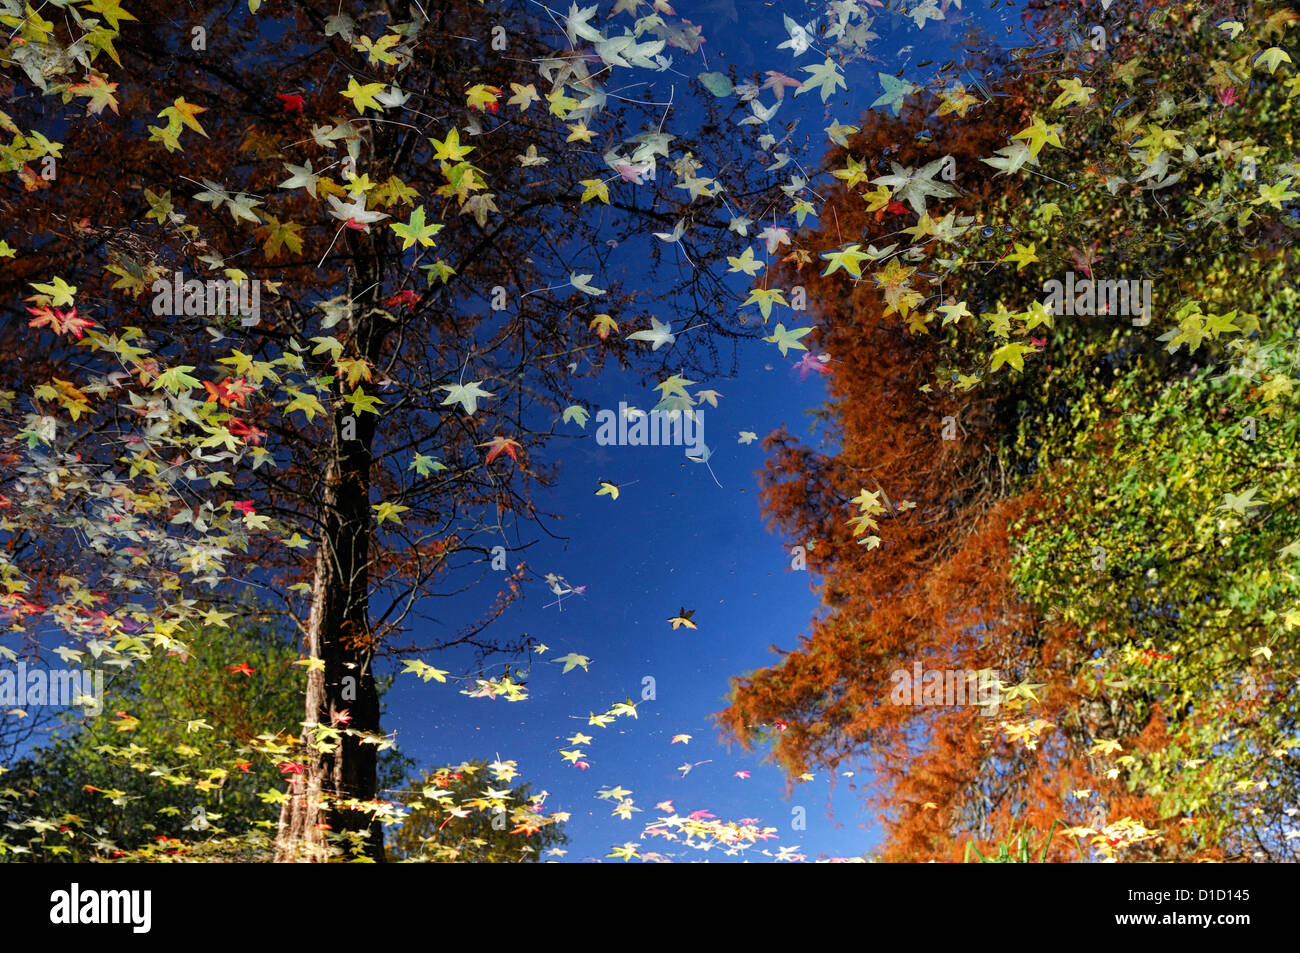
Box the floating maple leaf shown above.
[668,607,697,630]
[792,352,830,381]
[479,435,521,464]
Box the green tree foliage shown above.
[1011,339,1300,859]
[1,607,411,861]
[0,610,303,860]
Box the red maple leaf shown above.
[203,377,254,408]
[384,289,421,309]
[223,378,255,406]
[227,662,257,676]
[25,304,56,325]
[479,435,521,464]
[227,418,265,445]
[27,305,95,339]
[230,500,256,515]
[276,92,305,113]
